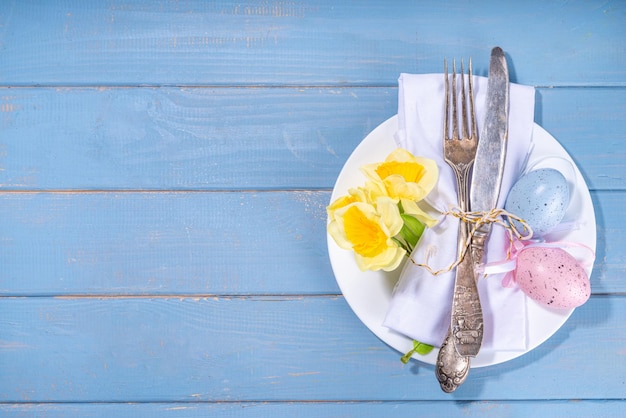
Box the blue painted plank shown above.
[0,190,621,295]
[0,87,624,191]
[0,86,394,190]
[1,400,625,418]
[538,87,626,192]
[0,0,624,86]
[0,191,336,296]
[0,295,623,402]
[592,191,626,294]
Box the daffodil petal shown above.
[385,148,415,163]
[327,195,357,219]
[411,155,438,195]
[375,196,403,236]
[361,148,438,202]
[327,220,354,250]
[326,187,372,222]
[355,244,406,272]
[400,198,438,227]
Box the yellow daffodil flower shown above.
[326,187,367,222]
[362,148,438,202]
[327,148,440,272]
[327,198,405,271]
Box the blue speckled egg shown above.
[504,168,569,237]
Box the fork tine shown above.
[451,59,458,140]
[443,59,449,140]
[460,59,468,139]
[468,57,478,139]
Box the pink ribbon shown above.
[481,239,596,288]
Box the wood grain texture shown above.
[0,87,624,191]
[0,0,624,415]
[0,296,624,402]
[0,87,395,190]
[0,191,335,295]
[0,190,622,295]
[0,0,624,86]
[1,400,625,418]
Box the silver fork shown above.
[435,58,482,393]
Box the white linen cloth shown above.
[383,73,536,351]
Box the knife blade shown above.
[470,47,509,216]
[470,46,509,270]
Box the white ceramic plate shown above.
[327,115,596,368]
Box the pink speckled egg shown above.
[515,246,590,309]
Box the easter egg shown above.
[505,168,569,237]
[515,246,590,309]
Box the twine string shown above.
[407,208,533,276]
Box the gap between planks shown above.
[0,189,333,194]
[0,294,344,300]
[0,84,625,89]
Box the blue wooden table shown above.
[0,1,624,416]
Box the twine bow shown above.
[408,208,533,276]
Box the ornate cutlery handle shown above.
[435,208,479,392]
[449,217,484,357]
[436,329,471,393]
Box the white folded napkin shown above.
[383,73,536,351]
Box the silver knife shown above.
[451,46,510,356]
[470,46,509,272]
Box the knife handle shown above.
[470,225,489,275]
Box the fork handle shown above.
[449,166,484,357]
[435,327,471,393]
[449,226,484,357]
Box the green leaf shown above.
[398,225,417,252]
[400,340,434,363]
[414,342,434,355]
[391,236,411,254]
[400,214,426,248]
